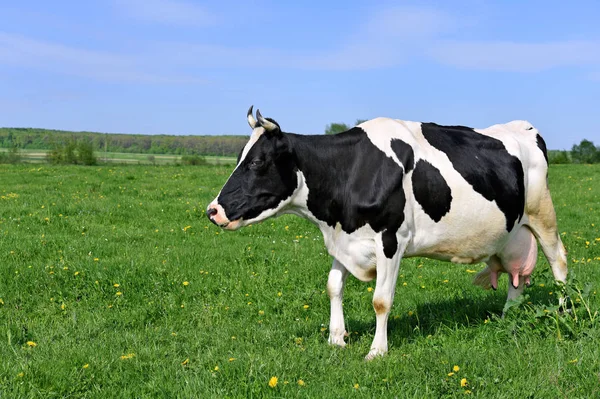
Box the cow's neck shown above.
[283,131,362,225]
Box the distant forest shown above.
[0,127,248,157]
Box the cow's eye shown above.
[249,158,264,169]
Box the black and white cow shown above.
[207,106,568,360]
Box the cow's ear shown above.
[256,109,282,137]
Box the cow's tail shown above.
[473,266,493,290]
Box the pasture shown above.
[0,163,599,398]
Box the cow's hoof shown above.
[328,334,347,347]
[365,348,386,361]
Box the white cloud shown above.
[114,0,216,26]
[428,40,600,72]
[0,32,206,84]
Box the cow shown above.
[207,106,568,360]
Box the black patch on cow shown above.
[390,139,414,172]
[536,134,548,165]
[411,160,452,222]
[420,123,525,231]
[288,128,406,258]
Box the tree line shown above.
[0,128,249,157]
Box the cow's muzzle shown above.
[206,203,241,230]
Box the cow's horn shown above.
[256,109,278,131]
[247,105,257,129]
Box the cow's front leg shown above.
[366,233,406,360]
[327,258,349,347]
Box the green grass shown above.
[0,164,599,398]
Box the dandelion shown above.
[461,378,468,387]
[26,341,37,347]
[120,353,135,360]
[93,258,99,262]
[181,358,189,366]
[116,292,122,296]
[113,283,120,288]
[268,376,278,388]
[403,282,407,286]
[229,357,236,362]
[277,292,282,297]
[353,383,360,389]
[214,365,219,371]
[367,287,373,292]
[303,304,309,309]
[258,310,264,315]
[448,372,455,377]
[83,364,89,369]
[60,303,66,310]
[453,365,460,372]
[183,281,189,286]
[298,379,306,386]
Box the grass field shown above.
[1,163,599,398]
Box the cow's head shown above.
[207,106,298,230]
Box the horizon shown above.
[2,1,600,150]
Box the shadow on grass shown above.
[343,285,558,346]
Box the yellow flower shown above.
[453,365,460,372]
[303,304,309,309]
[268,376,278,388]
[353,383,360,389]
[367,287,373,292]
[229,357,236,362]
[120,353,135,360]
[116,292,122,296]
[93,258,99,262]
[17,372,24,378]
[448,372,455,377]
[277,292,282,297]
[82,364,89,369]
[60,303,66,310]
[461,378,468,387]
[183,281,189,286]
[214,365,219,371]
[258,310,264,315]
[26,341,37,347]
[298,379,305,386]
[113,283,120,288]
[181,358,189,366]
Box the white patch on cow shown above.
[319,224,378,282]
[358,118,419,171]
[237,126,266,169]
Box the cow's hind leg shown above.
[366,232,407,361]
[526,189,568,284]
[327,259,349,347]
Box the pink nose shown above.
[207,207,218,224]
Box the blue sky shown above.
[1,1,599,149]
